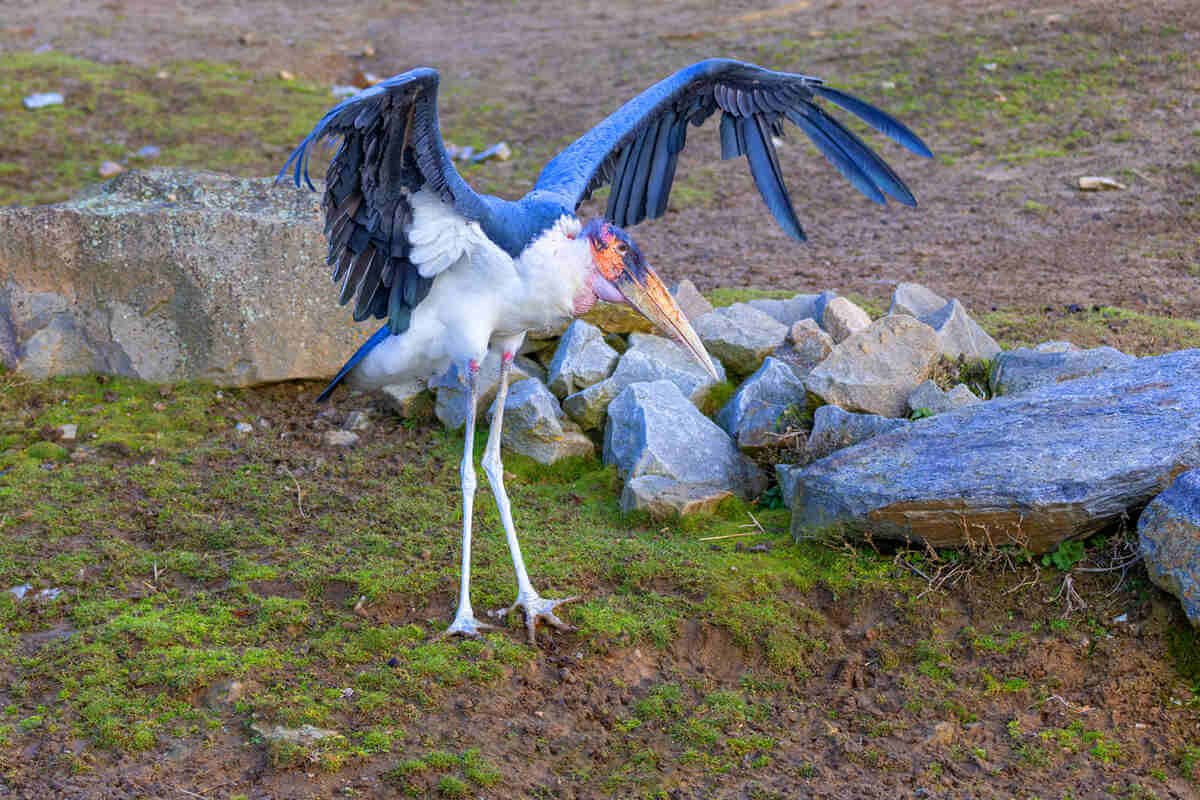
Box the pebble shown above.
[279,70,295,81]
[323,430,359,447]
[134,145,161,159]
[23,92,63,109]
[235,422,254,434]
[473,141,512,163]
[99,161,124,178]
[58,423,78,441]
[344,410,371,431]
[1078,176,1126,191]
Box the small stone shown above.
[279,69,295,81]
[99,161,124,178]
[23,92,63,109]
[344,410,372,431]
[472,142,511,162]
[821,296,872,343]
[926,721,956,748]
[235,422,254,434]
[155,70,169,79]
[323,430,359,447]
[204,679,245,712]
[1078,176,1126,191]
[134,145,161,159]
[58,423,78,441]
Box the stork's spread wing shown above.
[533,59,932,241]
[279,68,498,334]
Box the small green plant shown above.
[1180,745,1200,780]
[909,407,934,420]
[436,775,468,797]
[1042,538,1086,571]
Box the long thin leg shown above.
[438,359,493,639]
[483,349,576,644]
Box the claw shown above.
[436,612,495,640]
[491,593,578,645]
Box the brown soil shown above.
[2,1,1199,798]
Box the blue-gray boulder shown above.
[716,357,806,452]
[989,345,1134,397]
[545,320,619,398]
[805,404,908,462]
[604,380,766,513]
[1139,470,1200,627]
[791,349,1200,553]
[487,379,594,464]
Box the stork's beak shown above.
[616,266,720,380]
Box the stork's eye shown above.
[615,242,629,255]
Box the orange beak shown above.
[615,265,720,380]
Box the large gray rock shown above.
[694,303,788,376]
[821,296,872,344]
[1139,470,1200,627]
[791,350,1200,554]
[805,404,908,462]
[0,168,366,385]
[603,380,766,513]
[923,299,1002,361]
[804,315,941,418]
[562,333,725,430]
[716,357,806,452]
[432,352,536,430]
[747,291,836,328]
[545,320,619,398]
[989,345,1135,397]
[487,379,594,464]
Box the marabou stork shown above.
[280,58,931,643]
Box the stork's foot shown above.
[436,610,495,640]
[490,591,578,645]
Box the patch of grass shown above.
[978,305,1200,356]
[0,369,908,771]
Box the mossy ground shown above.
[1,338,1198,796]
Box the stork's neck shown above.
[503,215,594,335]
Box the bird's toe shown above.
[436,613,495,640]
[492,593,578,645]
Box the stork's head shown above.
[581,219,718,379]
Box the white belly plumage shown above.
[346,190,589,390]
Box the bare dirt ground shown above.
[1,1,1199,799]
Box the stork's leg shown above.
[483,350,577,645]
[438,358,494,639]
